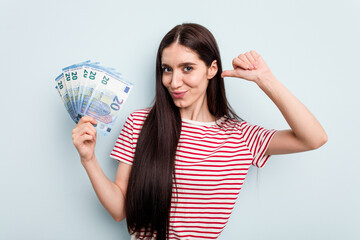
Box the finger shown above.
[250,50,260,58]
[80,134,94,143]
[73,127,96,145]
[73,122,97,138]
[80,122,97,137]
[245,52,256,68]
[78,116,98,125]
[222,70,239,78]
[74,118,97,133]
[73,132,92,146]
[82,131,96,144]
[250,50,262,64]
[72,120,87,135]
[232,57,250,70]
[80,123,96,136]
[238,54,253,69]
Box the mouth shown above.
[171,91,187,99]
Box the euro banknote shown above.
[55,61,133,136]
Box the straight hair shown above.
[125,23,240,240]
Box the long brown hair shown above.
[125,23,240,240]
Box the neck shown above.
[179,96,215,122]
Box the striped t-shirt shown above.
[110,108,277,239]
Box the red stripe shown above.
[168,233,218,239]
[111,148,133,158]
[175,186,241,192]
[181,128,238,137]
[170,210,232,215]
[175,160,251,168]
[170,220,227,225]
[179,138,247,148]
[109,153,132,164]
[171,201,235,205]
[172,195,238,200]
[176,171,249,177]
[176,177,245,182]
[172,191,239,196]
[171,205,234,210]
[175,181,244,187]
[181,132,241,141]
[112,145,132,155]
[170,224,225,229]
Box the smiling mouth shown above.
[171,91,187,98]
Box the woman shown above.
[72,23,328,240]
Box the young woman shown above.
[72,23,328,240]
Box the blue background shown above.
[1,0,359,239]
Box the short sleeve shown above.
[110,114,135,165]
[239,121,278,168]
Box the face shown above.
[161,43,217,112]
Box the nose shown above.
[170,70,183,89]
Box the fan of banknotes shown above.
[55,60,133,136]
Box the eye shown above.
[162,67,172,73]
[184,66,192,72]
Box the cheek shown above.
[185,73,208,89]
[161,76,170,88]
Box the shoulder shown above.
[130,107,151,116]
[218,116,246,131]
[126,107,152,125]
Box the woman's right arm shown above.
[72,116,131,222]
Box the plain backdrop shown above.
[1,0,359,239]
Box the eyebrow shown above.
[161,62,197,68]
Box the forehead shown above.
[161,43,202,64]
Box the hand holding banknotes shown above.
[72,116,98,164]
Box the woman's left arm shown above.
[222,50,328,155]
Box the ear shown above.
[207,60,218,80]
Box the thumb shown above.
[221,70,238,78]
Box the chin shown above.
[173,99,188,109]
